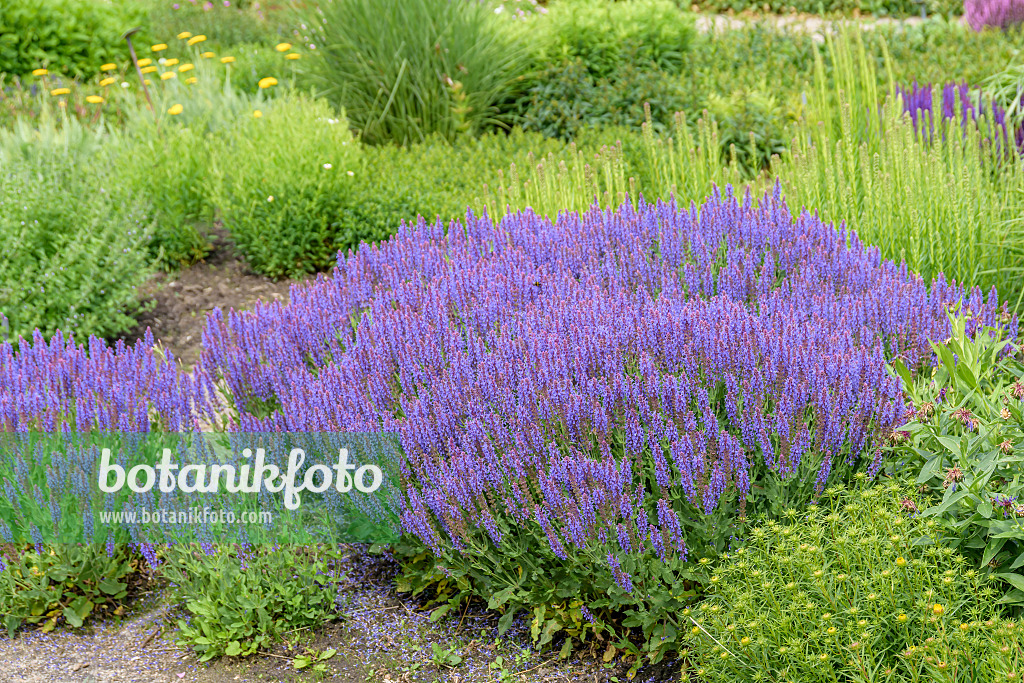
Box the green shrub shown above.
[162,544,343,661]
[0,119,153,343]
[517,57,692,140]
[532,0,695,78]
[705,87,791,177]
[299,0,532,145]
[1,544,138,637]
[210,95,362,278]
[889,313,1024,601]
[0,0,150,79]
[684,480,1024,682]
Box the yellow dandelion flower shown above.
[164,58,180,67]
[253,110,263,118]
[100,63,117,72]
[100,77,117,87]
[141,66,158,74]
[144,79,152,85]
[220,56,236,64]
[275,42,292,52]
[160,71,177,80]
[932,604,945,616]
[177,31,192,40]
[178,63,194,72]
[86,95,104,104]
[32,68,48,76]
[152,44,168,52]
[49,87,70,96]
[188,35,207,46]
[897,614,908,623]
[185,76,198,84]
[285,53,300,60]
[168,103,183,115]
[258,77,278,89]
[137,58,153,67]
[201,51,215,59]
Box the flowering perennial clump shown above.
[965,0,1024,30]
[201,187,1012,582]
[0,326,213,432]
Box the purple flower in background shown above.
[897,81,1024,155]
[965,0,1024,30]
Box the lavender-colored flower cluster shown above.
[200,186,1012,579]
[897,81,1024,155]
[0,325,213,432]
[965,0,1024,30]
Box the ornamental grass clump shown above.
[685,480,1024,683]
[202,187,1012,661]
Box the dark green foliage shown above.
[0,0,150,79]
[1,544,137,637]
[518,57,693,139]
[706,88,791,176]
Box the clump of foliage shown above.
[210,95,362,278]
[0,117,153,343]
[518,54,692,139]
[706,87,790,177]
[162,544,344,661]
[519,0,695,139]
[889,311,1024,599]
[685,479,1024,682]
[531,0,695,79]
[0,0,150,79]
[0,544,138,638]
[300,0,532,145]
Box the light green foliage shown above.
[0,114,153,343]
[890,313,1024,601]
[0,545,137,638]
[983,62,1024,131]
[773,32,1024,307]
[687,0,961,17]
[0,0,151,79]
[299,0,532,145]
[210,95,362,278]
[162,544,343,661]
[531,0,695,78]
[685,480,1024,682]
[145,0,287,51]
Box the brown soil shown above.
[122,229,306,371]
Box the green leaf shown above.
[62,606,84,628]
[497,608,517,636]
[997,572,1024,593]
